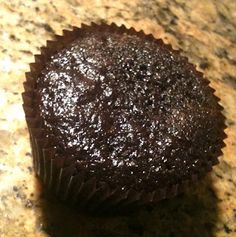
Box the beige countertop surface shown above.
[0,0,236,236]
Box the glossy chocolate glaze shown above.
[35,27,223,191]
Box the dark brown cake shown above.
[22,23,226,210]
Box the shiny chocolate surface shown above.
[35,27,223,191]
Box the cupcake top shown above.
[34,25,224,192]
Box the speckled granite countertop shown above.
[0,0,236,236]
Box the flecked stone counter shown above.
[0,0,236,236]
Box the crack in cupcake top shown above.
[35,27,223,191]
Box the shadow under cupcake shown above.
[36,175,219,237]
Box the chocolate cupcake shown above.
[22,23,226,211]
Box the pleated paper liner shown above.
[22,22,227,213]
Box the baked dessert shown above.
[22,23,226,211]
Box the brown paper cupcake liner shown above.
[22,22,227,213]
